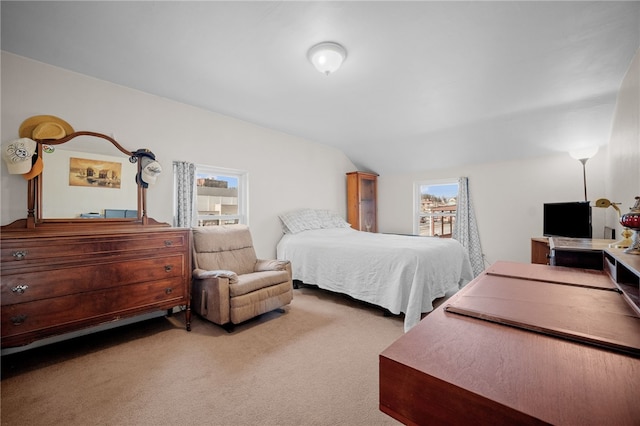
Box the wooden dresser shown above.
[1,225,191,348]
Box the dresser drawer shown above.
[1,254,186,305]
[1,277,186,343]
[1,226,191,348]
[1,231,187,267]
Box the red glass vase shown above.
[620,196,640,255]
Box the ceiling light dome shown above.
[307,42,347,76]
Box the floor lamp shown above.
[569,146,599,202]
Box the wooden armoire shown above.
[346,171,378,233]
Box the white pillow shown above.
[316,209,350,229]
[278,209,323,234]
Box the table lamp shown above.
[594,198,633,249]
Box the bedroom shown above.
[2,2,639,265]
[1,1,639,424]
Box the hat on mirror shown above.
[19,115,74,139]
[2,138,37,174]
[23,151,44,180]
[32,122,66,140]
[141,157,162,185]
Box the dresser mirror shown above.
[20,131,154,228]
[40,133,139,219]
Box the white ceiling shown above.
[2,1,639,174]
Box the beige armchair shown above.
[191,225,293,331]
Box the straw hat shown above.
[19,115,74,139]
[32,122,66,140]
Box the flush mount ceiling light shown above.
[307,42,347,76]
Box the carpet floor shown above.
[1,287,417,426]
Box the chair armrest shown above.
[254,259,290,272]
[192,271,235,325]
[193,268,238,284]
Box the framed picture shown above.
[69,157,122,188]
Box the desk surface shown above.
[379,261,640,426]
[549,237,616,251]
[608,247,640,277]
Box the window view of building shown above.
[416,181,458,237]
[196,167,246,226]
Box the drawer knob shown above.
[11,285,29,294]
[164,265,173,272]
[165,287,173,295]
[12,250,28,260]
[10,314,27,325]
[164,240,173,246]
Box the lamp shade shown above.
[308,42,347,75]
[569,146,599,161]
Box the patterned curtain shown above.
[174,161,196,228]
[453,176,484,277]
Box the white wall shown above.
[3,49,637,265]
[379,48,640,265]
[606,48,640,230]
[378,151,608,265]
[1,52,356,258]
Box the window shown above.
[195,165,247,227]
[414,179,458,237]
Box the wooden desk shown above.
[379,261,640,426]
[530,237,550,265]
[549,237,615,270]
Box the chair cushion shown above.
[229,281,293,324]
[192,225,257,275]
[230,270,291,298]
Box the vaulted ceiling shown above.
[2,1,639,174]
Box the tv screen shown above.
[543,202,592,238]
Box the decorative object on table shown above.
[620,196,640,255]
[569,146,599,202]
[594,198,633,248]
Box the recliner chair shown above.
[191,224,293,331]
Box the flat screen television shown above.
[543,201,592,238]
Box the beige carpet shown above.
[1,287,418,426]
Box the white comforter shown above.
[276,227,474,332]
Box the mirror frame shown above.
[22,131,154,229]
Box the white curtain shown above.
[174,161,196,228]
[453,176,484,277]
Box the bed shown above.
[276,209,474,332]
